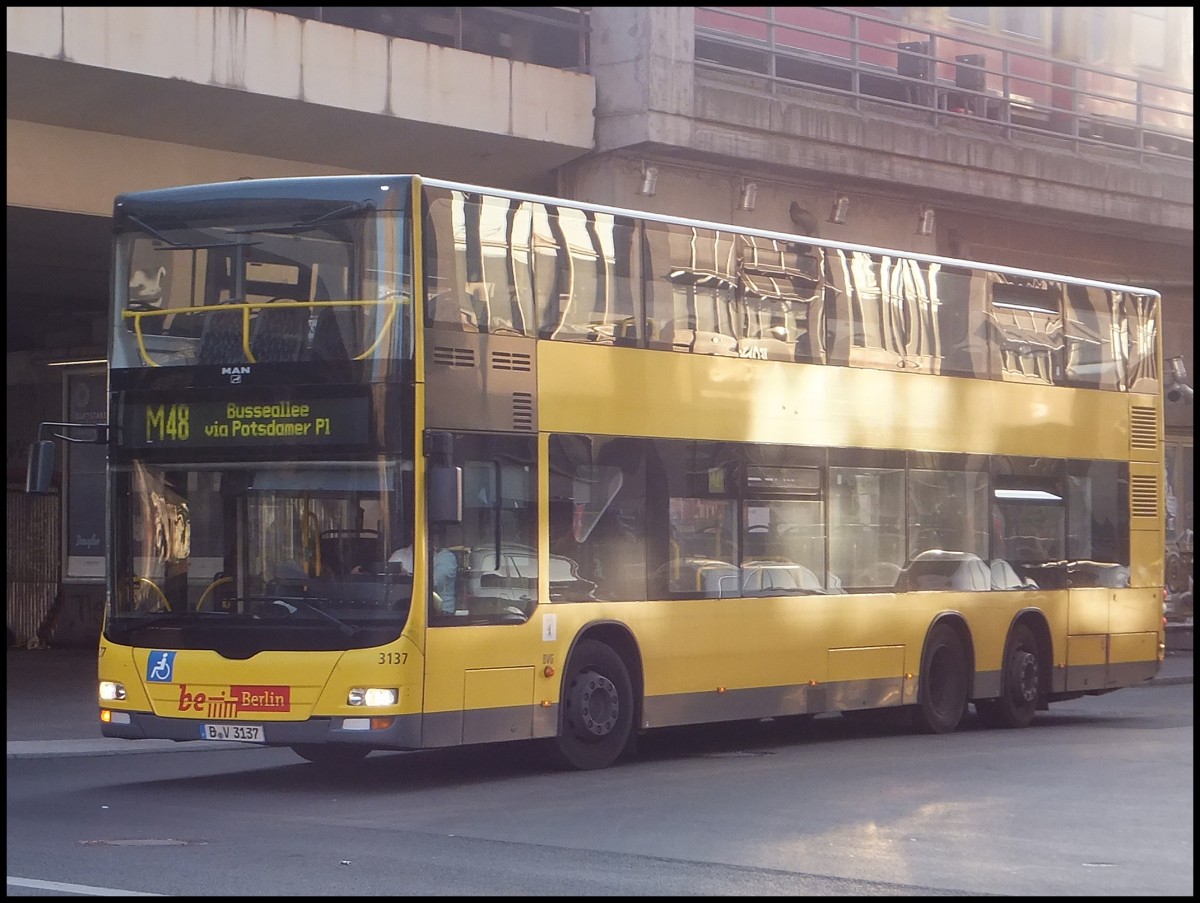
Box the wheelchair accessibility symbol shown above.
[146,650,176,682]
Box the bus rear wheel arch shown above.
[975,621,1043,729]
[554,638,635,770]
[913,620,970,735]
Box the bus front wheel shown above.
[913,622,968,734]
[975,623,1040,729]
[554,639,634,770]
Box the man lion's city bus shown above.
[28,174,1166,769]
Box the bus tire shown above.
[975,623,1040,729]
[913,622,968,735]
[555,639,634,770]
[290,744,371,767]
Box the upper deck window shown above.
[113,202,411,373]
[420,185,1157,395]
[422,189,637,345]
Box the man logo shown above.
[221,365,251,384]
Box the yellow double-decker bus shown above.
[29,174,1166,769]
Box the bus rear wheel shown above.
[290,744,371,767]
[975,623,1040,729]
[554,639,634,770]
[913,623,968,734]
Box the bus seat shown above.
[251,302,308,362]
[166,309,204,338]
[989,558,1025,590]
[866,561,902,589]
[789,563,824,592]
[197,308,248,365]
[698,563,739,597]
[306,308,349,361]
[951,554,991,591]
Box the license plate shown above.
[201,723,264,742]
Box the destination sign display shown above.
[121,396,370,448]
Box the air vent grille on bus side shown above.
[513,392,534,431]
[492,350,532,372]
[432,346,476,368]
[1129,473,1160,519]
[1129,405,1158,451]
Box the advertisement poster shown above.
[65,369,107,580]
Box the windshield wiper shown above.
[256,596,355,637]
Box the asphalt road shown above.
[7,680,1193,897]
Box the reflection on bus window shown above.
[991,457,1066,588]
[1121,292,1160,392]
[1063,283,1120,388]
[1066,460,1130,587]
[421,185,1161,396]
[423,190,637,345]
[111,460,409,622]
[987,275,1064,384]
[535,206,637,344]
[549,435,649,602]
[829,457,905,589]
[435,434,540,623]
[644,223,740,356]
[425,192,533,335]
[736,235,825,362]
[906,457,989,560]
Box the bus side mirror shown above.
[428,465,462,524]
[26,439,56,494]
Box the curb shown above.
[1146,675,1193,687]
[6,738,259,759]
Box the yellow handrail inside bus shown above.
[122,297,404,367]
[196,575,233,611]
[353,298,400,361]
[126,307,171,368]
[132,574,171,611]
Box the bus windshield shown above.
[112,199,411,371]
[107,459,413,649]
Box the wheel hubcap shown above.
[1011,648,1039,703]
[572,670,619,738]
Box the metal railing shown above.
[695,6,1193,162]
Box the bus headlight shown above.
[348,687,398,707]
[99,680,127,701]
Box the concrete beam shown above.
[6,6,595,191]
